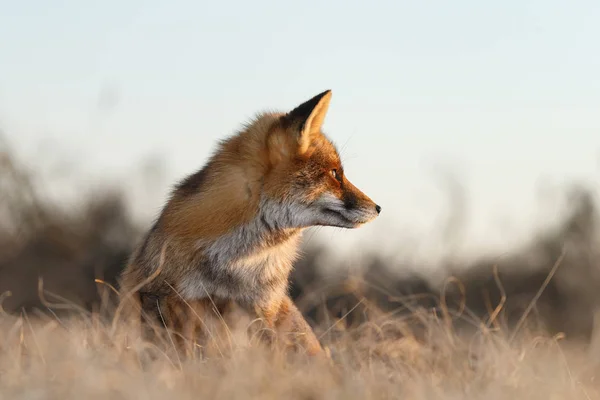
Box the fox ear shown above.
[283,90,332,154]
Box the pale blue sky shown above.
[1,0,599,260]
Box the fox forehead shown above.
[300,134,342,170]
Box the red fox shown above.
[119,90,381,357]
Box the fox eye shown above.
[330,169,341,182]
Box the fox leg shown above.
[254,295,323,356]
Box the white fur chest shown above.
[230,234,300,284]
[180,219,302,303]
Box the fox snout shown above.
[316,178,381,229]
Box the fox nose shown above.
[375,204,382,215]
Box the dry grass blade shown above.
[485,264,506,330]
[510,248,567,343]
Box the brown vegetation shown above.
[1,136,600,398]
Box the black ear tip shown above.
[286,89,333,125]
[311,89,332,102]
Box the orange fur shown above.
[119,90,380,359]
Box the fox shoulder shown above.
[159,114,283,242]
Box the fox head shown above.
[262,90,381,229]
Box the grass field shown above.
[2,138,600,399]
[1,298,599,399]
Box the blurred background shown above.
[1,0,599,343]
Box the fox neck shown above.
[178,196,305,302]
[199,195,305,265]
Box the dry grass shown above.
[3,134,600,398]
[1,295,600,400]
